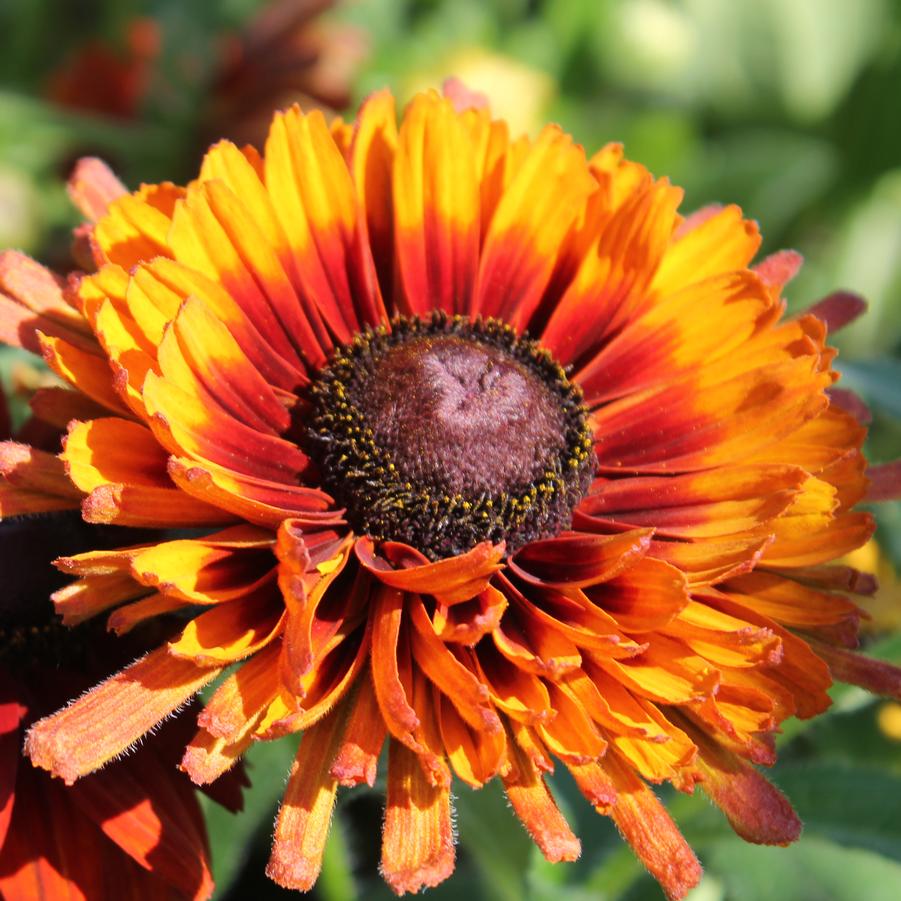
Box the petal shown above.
[474,125,596,327]
[595,750,701,901]
[0,763,106,901]
[330,672,387,787]
[142,369,308,484]
[53,570,148,626]
[197,641,282,739]
[266,709,347,891]
[802,290,867,333]
[652,204,761,295]
[381,740,455,895]
[166,456,340,529]
[393,91,480,316]
[685,721,801,845]
[25,648,223,785]
[502,729,581,862]
[510,529,653,588]
[576,270,773,405]
[62,418,233,528]
[67,157,127,221]
[866,461,901,501]
[355,537,504,604]
[167,588,285,665]
[39,332,132,416]
[540,176,683,362]
[160,295,292,434]
[351,90,398,304]
[94,188,178,270]
[0,441,81,500]
[130,526,275,605]
[264,106,383,339]
[68,752,214,900]
[408,594,501,734]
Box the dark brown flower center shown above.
[306,314,595,559]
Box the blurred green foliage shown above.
[1,1,900,899]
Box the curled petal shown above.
[355,537,504,604]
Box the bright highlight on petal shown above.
[2,84,899,901]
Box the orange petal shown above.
[474,643,553,725]
[130,526,276,605]
[266,709,347,891]
[277,522,356,689]
[652,204,760,294]
[351,90,398,303]
[510,529,652,588]
[599,750,702,901]
[431,583,508,645]
[502,729,581,863]
[198,641,282,739]
[29,386,111,430]
[167,588,285,665]
[62,417,233,528]
[393,90,480,316]
[685,720,801,845]
[39,332,132,416]
[25,648,222,784]
[181,725,255,786]
[53,570,148,626]
[330,671,387,787]
[475,124,596,327]
[370,584,421,744]
[167,455,340,529]
[408,594,501,734]
[94,188,177,270]
[0,441,81,499]
[381,739,455,895]
[107,591,187,635]
[69,750,214,900]
[355,537,504,604]
[264,106,382,340]
[0,763,107,901]
[810,639,901,700]
[0,481,79,517]
[67,157,127,221]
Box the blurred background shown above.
[1,1,900,898]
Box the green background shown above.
[1,1,900,899]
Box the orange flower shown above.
[2,87,901,899]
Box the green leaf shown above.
[768,761,901,862]
[704,835,901,901]
[454,779,532,901]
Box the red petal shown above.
[801,290,867,333]
[866,461,901,502]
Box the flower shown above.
[0,385,245,901]
[46,1,364,152]
[2,86,901,899]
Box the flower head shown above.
[2,86,901,899]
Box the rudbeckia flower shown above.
[2,86,901,899]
